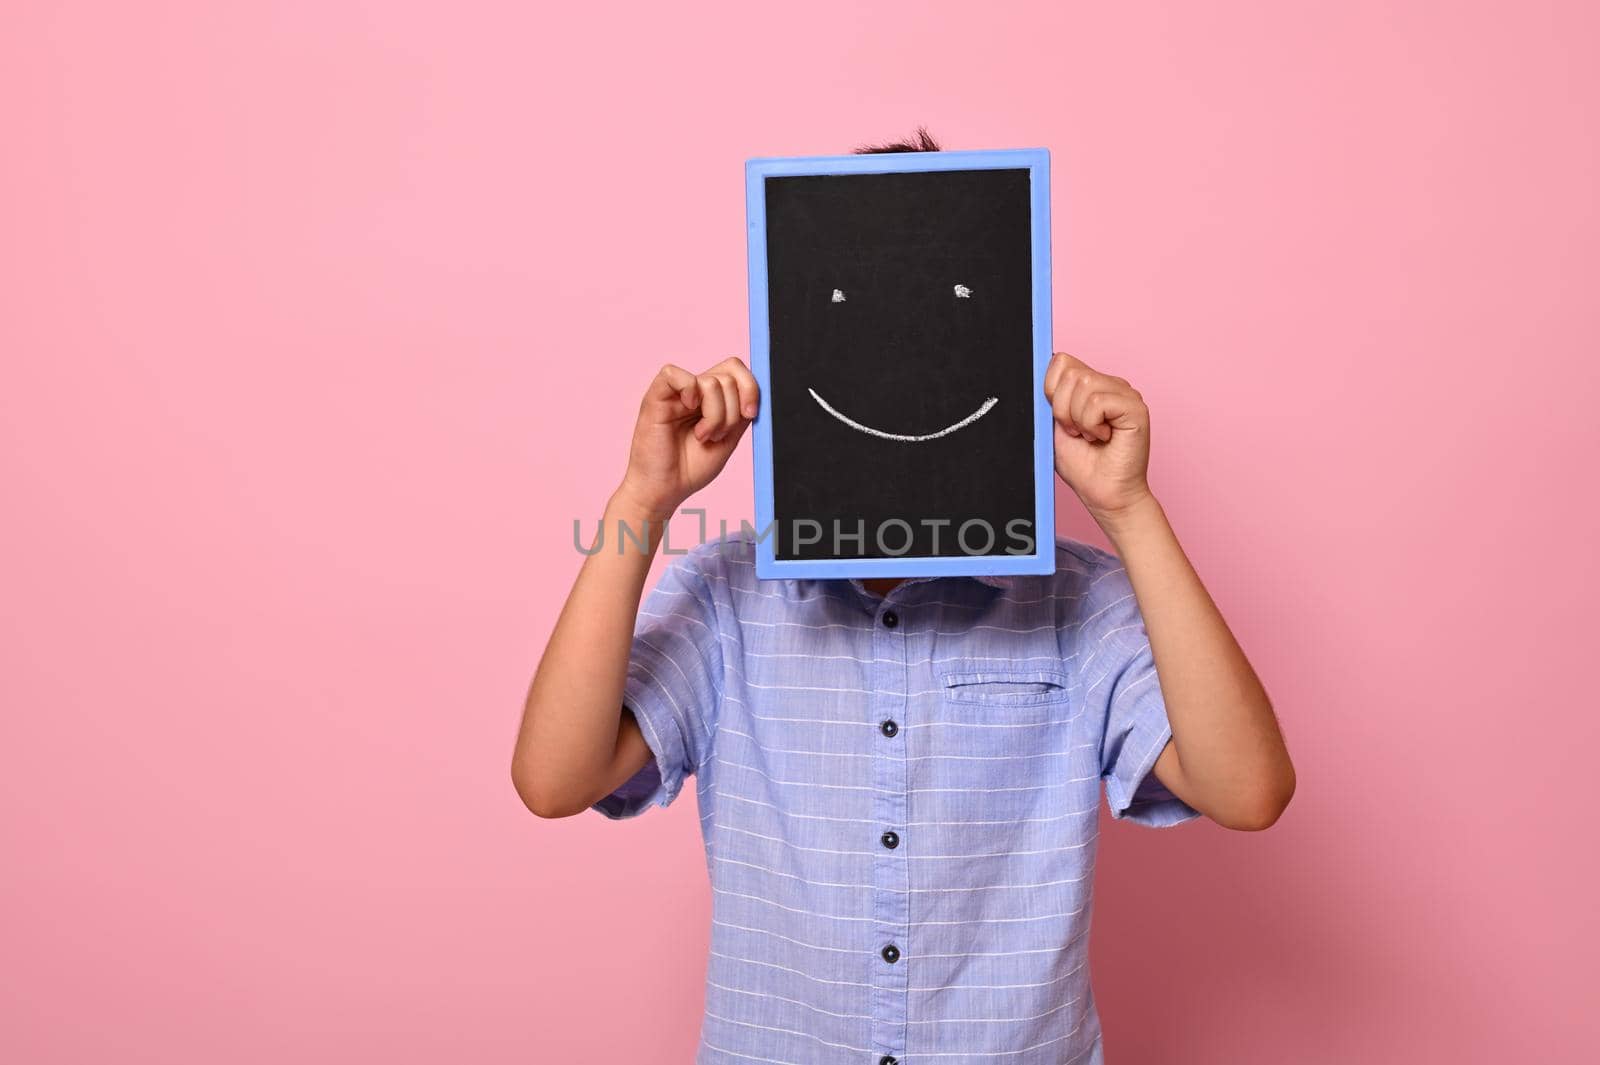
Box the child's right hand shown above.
[614,357,760,519]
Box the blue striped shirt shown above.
[593,534,1196,1064]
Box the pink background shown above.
[3,2,1596,1062]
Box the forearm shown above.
[1097,494,1295,829]
[512,488,666,816]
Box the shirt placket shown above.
[869,596,910,1065]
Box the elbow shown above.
[1215,802,1286,832]
[511,758,588,820]
[1214,765,1296,833]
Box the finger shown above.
[710,374,742,441]
[1082,388,1148,442]
[694,374,725,441]
[1075,392,1116,443]
[1043,351,1094,398]
[1069,376,1118,442]
[646,363,701,411]
[1053,385,1091,440]
[1052,364,1092,435]
[718,411,754,450]
[1069,368,1130,440]
[1043,352,1067,399]
[1094,387,1148,432]
[717,357,761,419]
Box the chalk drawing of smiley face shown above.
[807,283,998,443]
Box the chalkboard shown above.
[746,149,1054,580]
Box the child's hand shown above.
[1043,353,1153,523]
[614,357,760,519]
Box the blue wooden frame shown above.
[744,147,1055,581]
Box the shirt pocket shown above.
[936,664,1075,712]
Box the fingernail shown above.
[743,404,757,419]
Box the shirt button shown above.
[881,610,898,629]
[880,1058,898,1065]
[881,830,900,849]
[881,944,900,964]
[880,719,898,738]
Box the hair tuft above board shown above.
[853,126,942,154]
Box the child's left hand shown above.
[1043,352,1154,523]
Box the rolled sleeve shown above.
[1078,552,1200,829]
[591,547,724,821]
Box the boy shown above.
[514,135,1294,1064]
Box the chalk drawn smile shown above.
[807,387,999,443]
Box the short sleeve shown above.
[591,546,725,820]
[1076,551,1200,829]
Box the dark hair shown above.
[853,126,942,154]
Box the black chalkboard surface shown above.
[747,150,1053,579]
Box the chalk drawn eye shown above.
[953,284,972,298]
[831,289,846,303]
